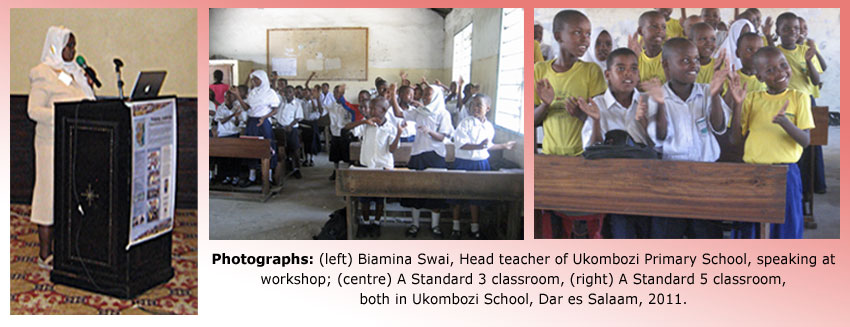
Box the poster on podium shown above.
[128,98,177,249]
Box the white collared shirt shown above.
[275,98,304,128]
[327,103,351,137]
[302,98,322,120]
[215,102,247,137]
[403,105,454,157]
[582,88,653,148]
[648,83,728,162]
[352,121,398,169]
[320,91,336,109]
[453,116,495,161]
[385,110,415,138]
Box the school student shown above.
[647,38,730,239]
[275,85,305,179]
[657,8,685,39]
[450,94,516,239]
[344,96,403,238]
[576,48,659,238]
[687,22,718,84]
[300,86,323,167]
[714,19,756,72]
[327,85,354,181]
[533,10,606,239]
[729,46,814,239]
[210,69,229,105]
[215,89,248,185]
[390,84,454,238]
[232,70,280,185]
[386,84,416,142]
[580,28,614,72]
[629,10,667,84]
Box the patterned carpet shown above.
[10,204,197,315]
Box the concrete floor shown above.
[804,125,840,239]
[210,126,839,240]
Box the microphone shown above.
[75,55,102,88]
[113,58,125,99]
[113,58,124,71]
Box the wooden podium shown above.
[51,97,176,299]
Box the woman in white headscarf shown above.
[581,27,615,72]
[714,19,756,71]
[28,26,95,269]
[396,84,454,238]
[232,70,280,184]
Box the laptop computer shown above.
[130,71,167,101]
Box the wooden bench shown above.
[336,168,523,240]
[349,142,455,166]
[803,106,830,229]
[534,155,788,238]
[209,137,281,202]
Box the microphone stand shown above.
[114,58,125,100]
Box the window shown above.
[495,8,524,134]
[452,23,473,85]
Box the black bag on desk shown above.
[314,208,348,240]
[582,130,660,160]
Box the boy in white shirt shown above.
[275,85,305,179]
[450,94,516,239]
[215,89,248,185]
[327,85,353,181]
[300,86,323,167]
[647,38,730,238]
[343,96,402,238]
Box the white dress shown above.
[28,63,92,225]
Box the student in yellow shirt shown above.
[722,32,767,105]
[796,15,828,194]
[728,46,814,239]
[533,9,606,239]
[628,11,667,84]
[776,12,821,98]
[657,8,686,39]
[533,9,606,157]
[687,22,718,84]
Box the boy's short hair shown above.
[322,82,330,88]
[639,10,664,28]
[369,96,389,110]
[605,48,638,69]
[736,32,762,49]
[687,22,714,39]
[374,77,387,88]
[358,90,371,97]
[471,94,492,107]
[285,85,294,91]
[753,46,783,67]
[295,85,303,90]
[398,85,411,94]
[552,10,588,34]
[776,12,798,28]
[213,70,223,80]
[661,37,696,62]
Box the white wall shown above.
[209,8,447,92]
[446,8,524,167]
[534,8,841,112]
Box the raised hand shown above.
[640,77,665,104]
[535,79,555,106]
[628,31,642,55]
[389,83,397,96]
[772,100,790,125]
[420,76,428,84]
[709,57,731,97]
[763,16,774,39]
[805,46,816,61]
[728,70,748,105]
[635,94,649,122]
[576,96,600,120]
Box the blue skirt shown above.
[448,158,491,206]
[245,117,277,169]
[732,163,803,239]
[400,151,447,209]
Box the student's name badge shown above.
[696,117,708,135]
[58,72,73,86]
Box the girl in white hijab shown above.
[714,19,756,71]
[399,84,455,238]
[581,28,615,72]
[232,70,281,184]
[28,26,95,269]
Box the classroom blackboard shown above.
[266,27,368,81]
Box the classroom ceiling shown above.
[429,8,452,18]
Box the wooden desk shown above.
[209,137,281,202]
[804,106,830,228]
[349,142,455,166]
[534,155,788,238]
[336,168,523,239]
